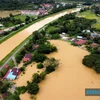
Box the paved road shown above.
[0,8,81,70]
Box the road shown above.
[0,8,80,69]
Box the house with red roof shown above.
[42,3,53,10]
[75,39,86,45]
[23,54,32,62]
[33,44,39,50]
[3,68,21,80]
[90,43,99,48]
[3,65,9,69]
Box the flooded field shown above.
[0,10,21,17]
[16,40,100,100]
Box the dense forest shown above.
[0,0,54,10]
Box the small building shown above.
[75,39,86,45]
[82,30,91,33]
[91,32,99,38]
[21,10,39,16]
[62,36,68,41]
[0,24,3,28]
[77,36,83,39]
[42,3,53,10]
[0,30,4,35]
[3,68,21,80]
[23,54,32,62]
[3,65,9,69]
[90,43,99,48]
[33,44,39,50]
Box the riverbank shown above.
[13,40,100,100]
[0,8,80,63]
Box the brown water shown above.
[18,40,100,100]
[0,10,21,17]
[0,8,80,61]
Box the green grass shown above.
[78,10,100,21]
[14,15,37,21]
[0,8,76,67]
[78,10,100,30]
[94,22,100,30]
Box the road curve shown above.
[0,8,80,61]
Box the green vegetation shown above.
[37,43,57,54]
[78,10,100,20]
[83,46,100,73]
[44,58,59,74]
[27,81,39,95]
[37,63,44,69]
[94,22,100,30]
[32,53,47,63]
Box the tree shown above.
[32,73,41,83]
[27,82,39,95]
[32,53,47,63]
[82,54,100,68]
[37,43,57,54]
[37,63,44,69]
[43,58,59,74]
[93,60,100,73]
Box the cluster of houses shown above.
[3,44,39,80]
[21,3,53,16]
[61,30,100,48]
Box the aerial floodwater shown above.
[19,40,100,100]
[0,8,80,61]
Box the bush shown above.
[45,65,55,74]
[32,53,47,63]
[23,60,32,66]
[37,63,44,69]
[27,82,39,95]
[17,86,27,94]
[19,67,25,72]
[51,34,60,39]
[37,44,57,54]
[43,58,59,74]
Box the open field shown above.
[78,10,100,30]
[14,15,37,21]
[94,22,100,30]
[0,8,80,63]
[18,40,100,100]
[78,10,100,20]
[0,10,21,17]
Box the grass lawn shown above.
[14,15,37,21]
[78,10,100,21]
[78,10,100,30]
[94,22,100,30]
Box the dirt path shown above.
[19,40,100,100]
[0,8,80,61]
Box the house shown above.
[77,36,83,39]
[3,65,9,69]
[38,9,48,16]
[42,3,53,10]
[75,39,86,45]
[23,54,32,62]
[91,32,99,38]
[62,36,68,41]
[21,10,40,16]
[90,43,99,48]
[0,24,3,28]
[33,44,39,50]
[0,30,3,35]
[3,68,21,80]
[82,30,91,33]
